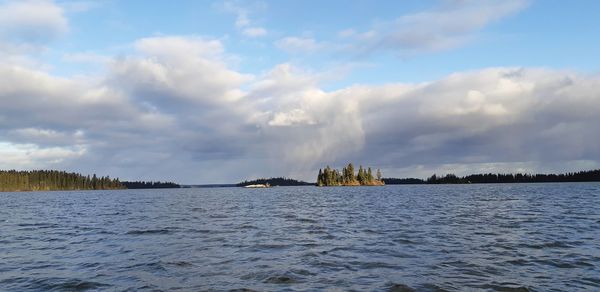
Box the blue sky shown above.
[1,0,600,183]
[47,0,600,82]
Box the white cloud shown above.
[277,0,528,56]
[218,1,268,38]
[0,0,68,44]
[275,37,325,53]
[110,36,251,108]
[374,0,529,53]
[0,142,86,169]
[337,29,356,38]
[242,27,267,37]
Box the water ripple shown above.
[0,183,599,290]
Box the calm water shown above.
[1,184,599,291]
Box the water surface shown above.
[1,183,599,291]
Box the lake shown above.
[1,183,599,291]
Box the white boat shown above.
[243,183,270,188]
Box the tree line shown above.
[237,177,312,187]
[317,163,384,186]
[122,181,180,189]
[0,170,182,192]
[383,169,600,184]
[0,170,124,192]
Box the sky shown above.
[1,0,600,184]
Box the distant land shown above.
[122,181,180,189]
[317,163,385,186]
[383,169,600,184]
[236,177,312,187]
[0,170,180,192]
[181,184,236,188]
[3,168,600,192]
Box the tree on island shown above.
[317,163,385,186]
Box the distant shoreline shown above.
[0,170,180,192]
[3,180,600,193]
[3,169,600,192]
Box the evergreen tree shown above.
[347,163,355,183]
[357,165,365,184]
[317,169,323,186]
[315,163,386,186]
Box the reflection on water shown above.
[1,183,599,291]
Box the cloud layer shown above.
[1,33,600,182]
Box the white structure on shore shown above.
[243,184,270,188]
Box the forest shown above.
[383,169,600,184]
[122,181,180,189]
[0,170,124,192]
[317,163,384,186]
[0,170,181,192]
[236,177,312,187]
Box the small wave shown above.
[243,270,311,284]
[249,243,290,251]
[296,217,318,224]
[476,283,531,291]
[23,277,109,291]
[518,241,575,249]
[418,283,452,291]
[535,259,594,269]
[580,277,600,286]
[306,229,327,235]
[362,229,382,234]
[263,275,297,284]
[393,238,417,245]
[388,283,415,292]
[78,262,101,269]
[504,259,530,266]
[166,261,194,267]
[125,229,171,235]
[350,260,399,270]
[189,228,212,234]
[17,222,58,228]
[124,262,167,272]
[209,214,228,218]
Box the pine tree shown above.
[357,165,365,185]
[347,163,355,183]
[317,169,323,186]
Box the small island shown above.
[317,163,384,186]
